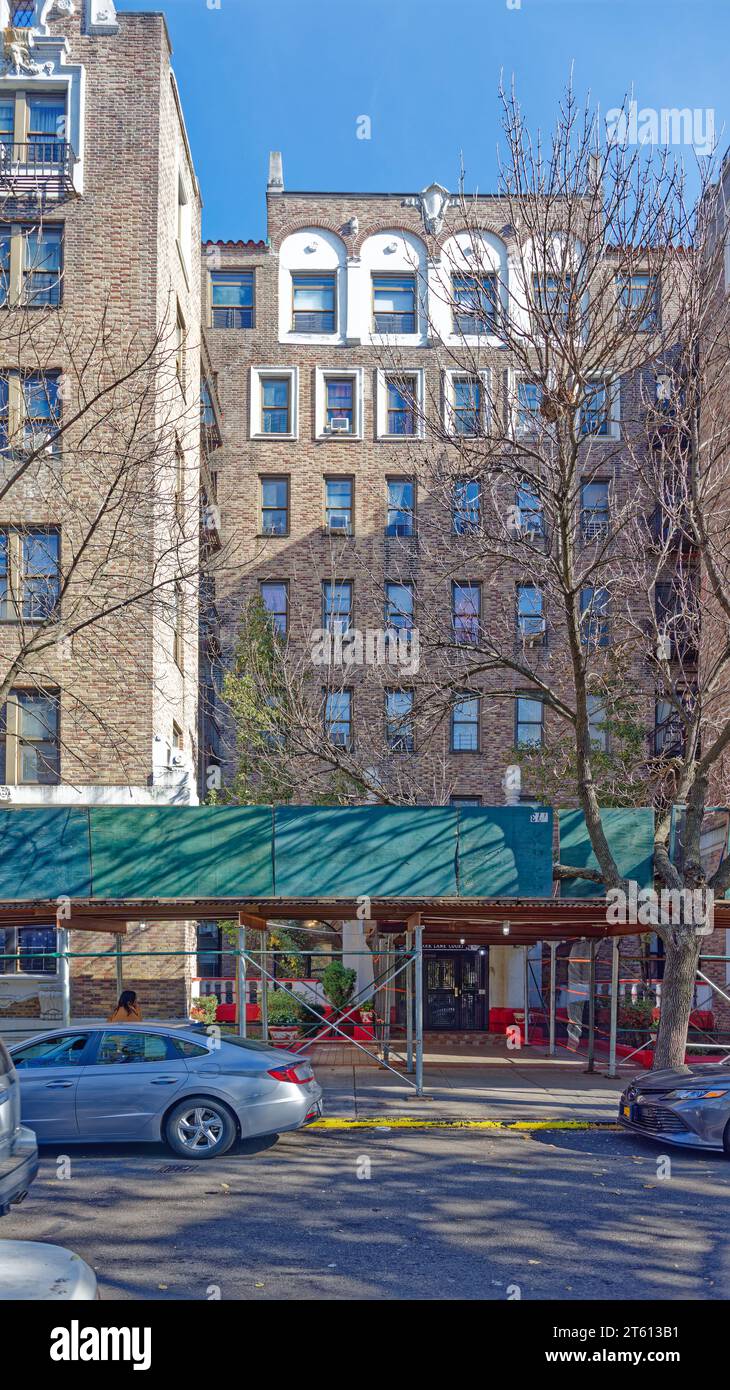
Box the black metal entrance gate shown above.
[424,949,488,1030]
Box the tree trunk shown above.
[653,930,702,1071]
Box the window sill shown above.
[256,532,291,540]
[316,431,362,442]
[251,432,298,442]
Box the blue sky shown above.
[119,0,730,241]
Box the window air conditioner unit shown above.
[169,750,186,768]
[656,633,672,661]
[330,416,351,432]
[328,515,349,532]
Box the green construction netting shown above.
[558,808,655,897]
[457,806,553,897]
[0,807,92,900]
[273,805,459,898]
[89,806,274,899]
[0,803,650,903]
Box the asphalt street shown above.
[1,1126,728,1301]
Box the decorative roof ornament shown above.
[402,182,453,237]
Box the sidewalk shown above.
[312,1042,628,1123]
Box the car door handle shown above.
[150,1077,179,1085]
[46,1081,74,1088]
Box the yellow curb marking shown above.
[310,1117,621,1132]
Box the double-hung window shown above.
[23,372,62,453]
[516,479,544,537]
[324,689,352,747]
[386,689,414,752]
[27,94,66,162]
[580,587,610,648]
[22,225,63,306]
[516,380,543,435]
[451,694,479,751]
[452,376,482,436]
[580,380,611,436]
[325,378,354,432]
[260,581,288,637]
[385,581,414,634]
[210,271,254,329]
[581,480,610,539]
[452,274,498,335]
[372,275,416,333]
[260,477,289,535]
[0,689,60,785]
[324,477,353,534]
[386,478,415,536]
[515,694,544,748]
[587,694,608,751]
[323,580,352,635]
[452,582,481,644]
[517,584,546,644]
[617,273,658,331]
[0,527,60,622]
[291,273,335,332]
[453,479,481,534]
[533,273,571,331]
[385,376,417,436]
[261,377,291,434]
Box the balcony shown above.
[0,141,77,202]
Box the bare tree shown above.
[223,87,730,1071]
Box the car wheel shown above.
[723,1120,730,1157]
[163,1097,237,1159]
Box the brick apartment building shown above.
[0,0,223,1024]
[200,155,730,1030]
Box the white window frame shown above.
[314,366,363,441]
[442,368,492,437]
[249,366,299,441]
[375,368,426,442]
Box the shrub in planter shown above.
[267,988,307,1027]
[190,995,218,1026]
[322,962,356,1016]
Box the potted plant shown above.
[355,996,375,1041]
[322,961,357,1035]
[267,987,305,1043]
[190,994,219,1026]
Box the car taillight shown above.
[268,1064,313,1085]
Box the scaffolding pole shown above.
[415,924,424,1096]
[586,938,597,1073]
[607,936,620,1078]
[59,927,71,1028]
[523,945,530,1046]
[260,928,269,1043]
[548,941,557,1056]
[237,924,247,1039]
[115,931,124,1001]
[405,928,414,1073]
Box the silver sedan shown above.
[619,1063,730,1152]
[10,1024,323,1159]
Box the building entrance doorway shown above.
[424,949,488,1030]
